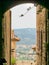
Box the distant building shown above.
[32,45,36,51]
[11,30,20,58]
[32,45,37,65]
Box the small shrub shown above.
[3,63,7,65]
[45,43,49,52]
[11,57,16,65]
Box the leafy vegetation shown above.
[45,43,49,52]
[3,63,7,65]
[11,57,16,65]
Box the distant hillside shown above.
[14,28,36,45]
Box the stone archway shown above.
[2,1,49,65]
[2,0,49,14]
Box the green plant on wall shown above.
[45,42,49,60]
[45,42,49,65]
[45,43,49,52]
[11,57,16,65]
[3,63,7,65]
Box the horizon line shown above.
[12,27,36,30]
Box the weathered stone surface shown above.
[36,5,47,65]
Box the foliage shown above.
[3,63,7,65]
[11,57,16,65]
[45,43,49,52]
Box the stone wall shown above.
[2,10,11,65]
[36,5,47,65]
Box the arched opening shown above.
[2,1,49,65]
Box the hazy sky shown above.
[10,3,36,29]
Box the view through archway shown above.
[10,3,36,65]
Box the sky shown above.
[10,3,36,29]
